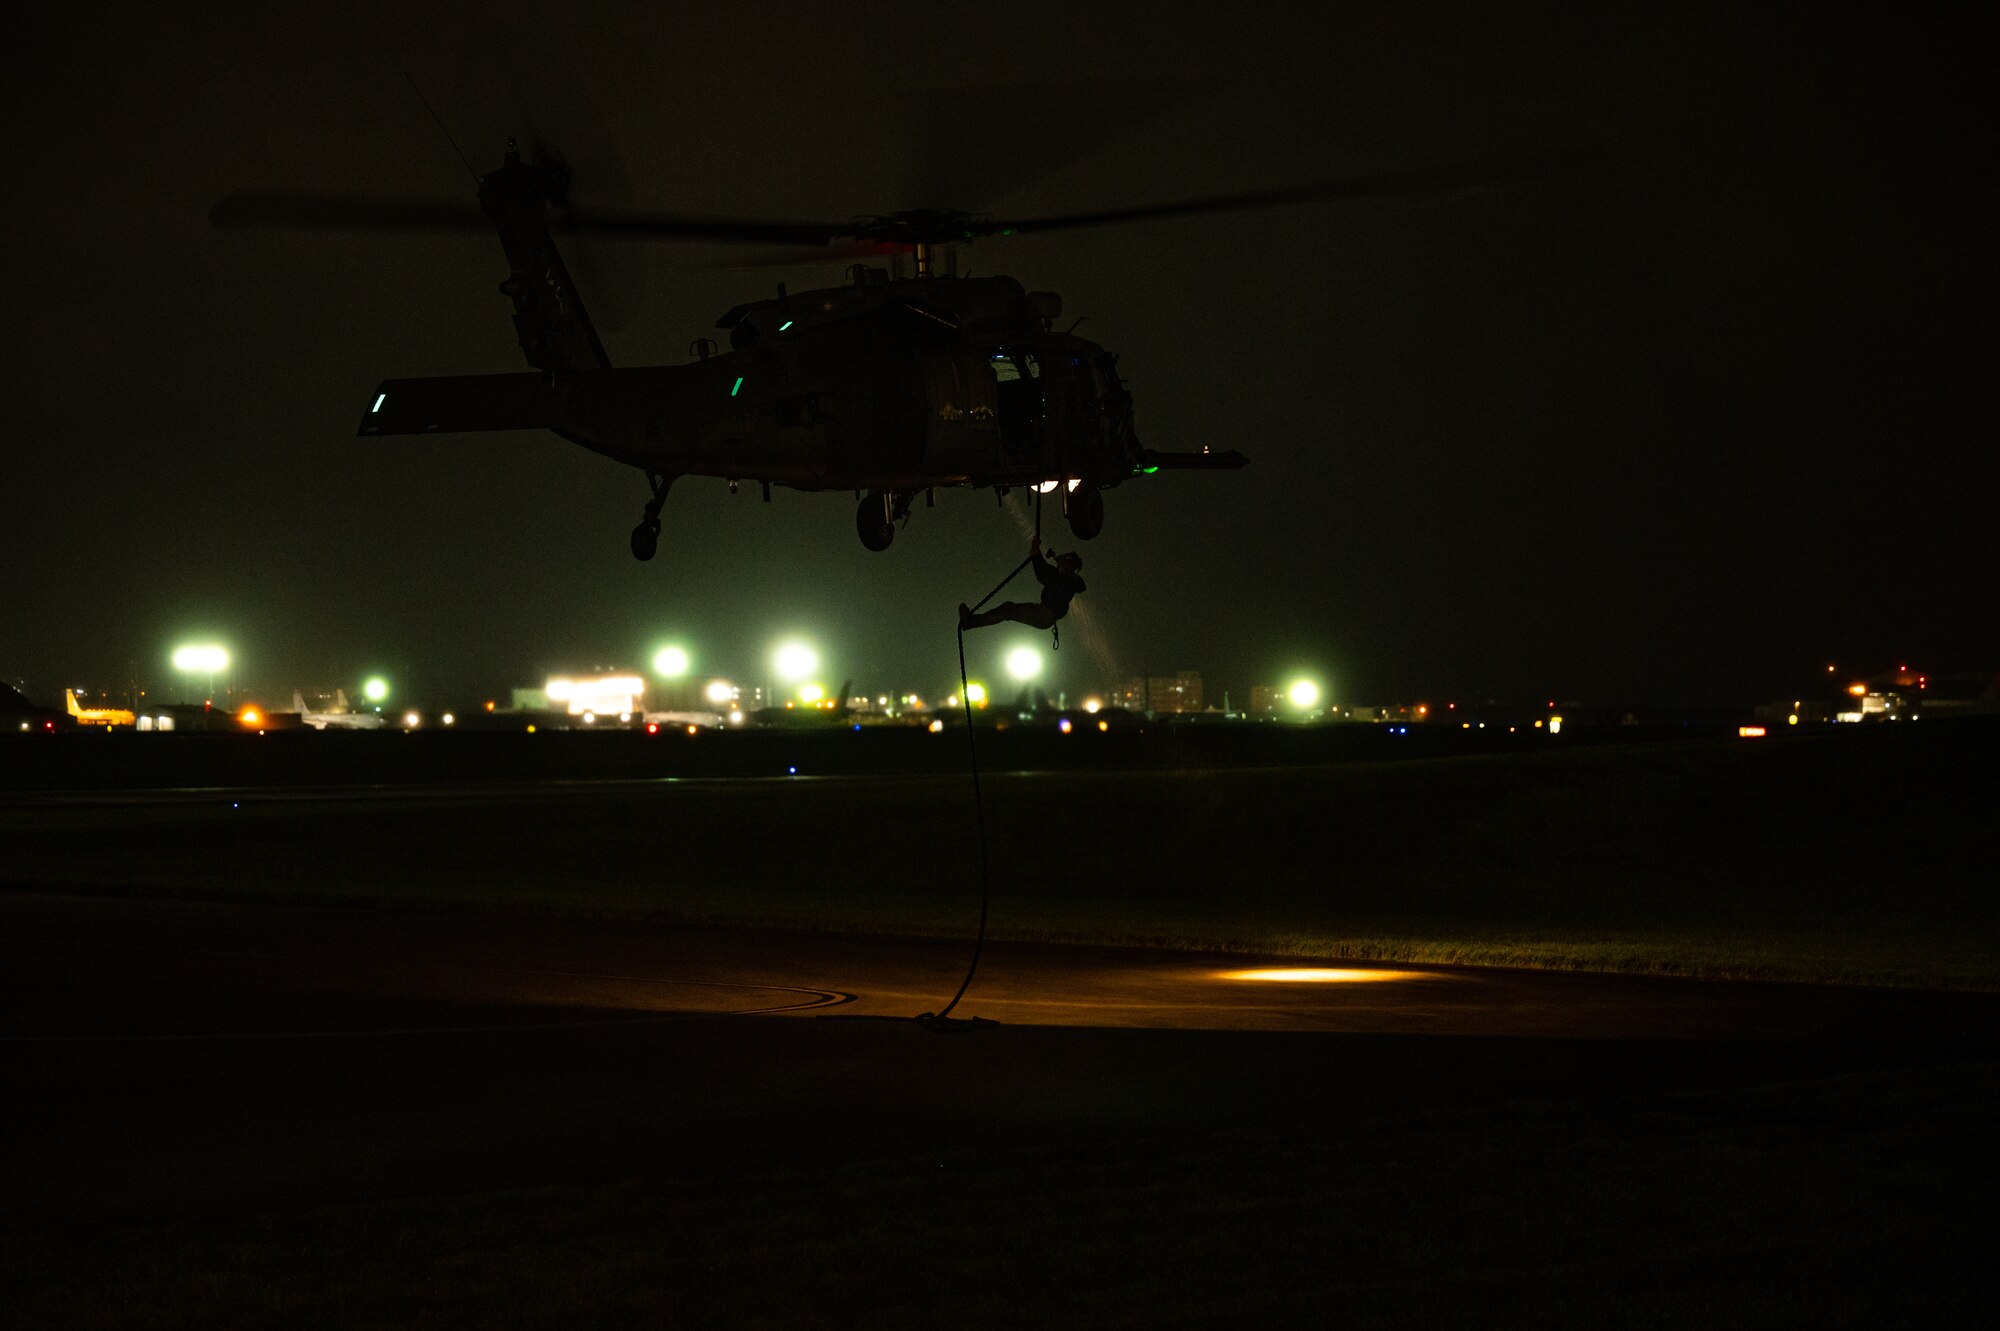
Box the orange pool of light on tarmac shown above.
[1218,967,1434,984]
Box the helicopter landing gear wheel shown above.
[630,471,676,563]
[857,491,896,552]
[1065,484,1105,541]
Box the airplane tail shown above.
[65,689,82,717]
[334,689,353,712]
[292,690,308,713]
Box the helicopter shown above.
[212,144,1577,561]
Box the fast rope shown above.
[925,492,1043,1026]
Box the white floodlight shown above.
[652,646,691,678]
[1005,646,1044,681]
[772,640,818,681]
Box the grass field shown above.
[4,724,1993,988]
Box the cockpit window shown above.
[989,352,1040,382]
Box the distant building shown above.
[1248,685,1283,714]
[1757,665,1999,725]
[1920,672,1999,718]
[1114,672,1203,713]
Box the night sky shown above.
[8,4,1992,710]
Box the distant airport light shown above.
[171,644,230,674]
[705,679,736,705]
[1847,683,1868,697]
[1548,715,1564,735]
[1219,968,1432,984]
[403,711,421,729]
[237,707,262,726]
[728,709,744,725]
[652,646,691,678]
[362,676,390,704]
[1082,696,1103,714]
[799,682,826,704]
[1005,646,1043,681]
[1288,678,1321,709]
[964,682,987,707]
[441,713,455,726]
[544,674,645,717]
[1787,713,1798,726]
[1738,726,1767,738]
[1058,717,1073,734]
[772,640,818,682]
[928,719,945,733]
[1097,719,1110,732]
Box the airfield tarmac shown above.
[7,890,1997,1225]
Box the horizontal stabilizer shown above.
[1138,448,1249,472]
[357,374,563,436]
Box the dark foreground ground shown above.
[3,722,1996,1325]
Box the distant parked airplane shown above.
[66,690,135,727]
[293,689,384,731]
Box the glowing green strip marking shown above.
[778,320,794,331]
[372,393,386,412]
[731,377,744,397]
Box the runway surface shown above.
[6,892,1996,1222]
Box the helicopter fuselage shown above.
[362,276,1141,495]
[350,146,1241,557]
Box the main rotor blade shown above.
[553,211,846,246]
[209,191,490,230]
[981,151,1597,237]
[703,240,912,270]
[209,190,855,247]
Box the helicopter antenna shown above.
[403,72,479,186]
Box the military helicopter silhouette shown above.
[212,144,1573,561]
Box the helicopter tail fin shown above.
[478,147,611,373]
